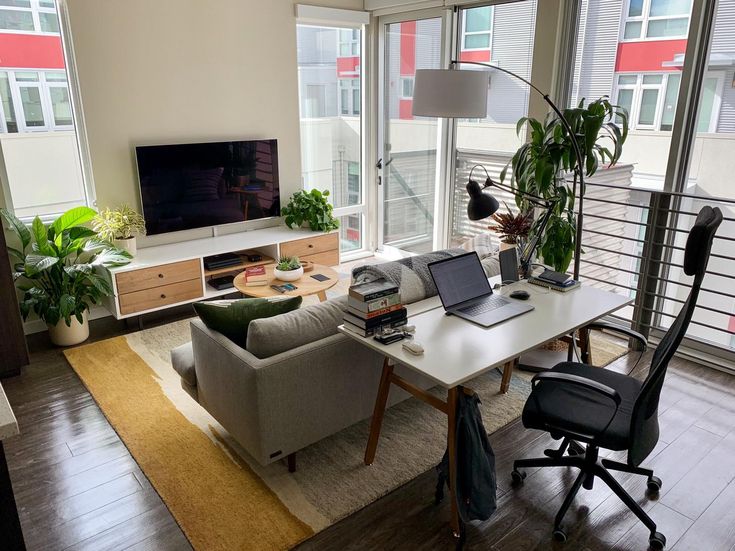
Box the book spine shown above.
[343,308,407,329]
[348,293,401,312]
[349,286,400,302]
[343,318,407,337]
[347,303,403,319]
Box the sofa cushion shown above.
[171,342,196,386]
[193,296,302,348]
[246,295,348,358]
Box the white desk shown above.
[338,279,632,539]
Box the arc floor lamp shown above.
[411,61,585,279]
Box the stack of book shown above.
[243,265,269,287]
[343,279,407,337]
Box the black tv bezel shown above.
[134,138,281,236]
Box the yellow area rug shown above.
[63,319,627,550]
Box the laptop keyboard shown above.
[457,294,510,316]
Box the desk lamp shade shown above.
[412,69,489,118]
[467,179,499,221]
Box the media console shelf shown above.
[102,226,339,319]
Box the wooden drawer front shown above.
[280,233,338,259]
[116,259,202,295]
[119,279,203,315]
[300,249,340,267]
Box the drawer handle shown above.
[160,294,166,299]
[158,273,164,278]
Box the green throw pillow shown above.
[193,296,302,348]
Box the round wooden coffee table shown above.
[233,263,339,302]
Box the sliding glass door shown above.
[378,11,448,255]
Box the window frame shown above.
[399,75,414,99]
[620,0,692,42]
[460,5,493,52]
[0,69,72,132]
[0,0,59,35]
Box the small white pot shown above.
[274,266,304,282]
[48,309,89,347]
[114,236,137,256]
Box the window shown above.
[614,72,722,132]
[399,76,414,99]
[339,28,359,56]
[0,0,59,34]
[461,6,492,50]
[0,70,72,132]
[339,78,360,116]
[622,0,692,41]
[347,161,360,206]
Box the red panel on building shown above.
[0,34,64,69]
[615,40,687,73]
[399,99,413,120]
[459,50,491,63]
[400,21,416,76]
[337,56,359,78]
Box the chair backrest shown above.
[628,205,723,466]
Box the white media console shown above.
[102,226,339,319]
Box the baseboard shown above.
[23,305,111,335]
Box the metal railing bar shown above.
[654,260,734,280]
[653,224,735,242]
[658,207,735,223]
[580,259,640,276]
[582,228,647,244]
[650,299,735,319]
[583,196,650,210]
[581,244,644,260]
[578,274,639,292]
[584,212,649,227]
[638,308,735,335]
[583,181,735,205]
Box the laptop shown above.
[428,252,534,328]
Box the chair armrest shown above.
[585,321,647,350]
[532,372,622,407]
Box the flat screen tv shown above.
[135,139,280,236]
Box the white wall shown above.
[65,0,363,215]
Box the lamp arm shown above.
[520,200,555,275]
[452,59,586,279]
[469,164,547,208]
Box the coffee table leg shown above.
[317,290,328,302]
[364,358,394,466]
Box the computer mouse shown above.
[402,341,424,356]
[510,290,530,300]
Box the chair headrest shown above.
[684,206,723,277]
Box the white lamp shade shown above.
[412,69,489,118]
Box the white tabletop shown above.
[0,383,19,441]
[339,279,632,389]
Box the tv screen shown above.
[135,139,280,235]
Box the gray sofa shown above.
[171,249,500,468]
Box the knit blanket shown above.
[352,249,465,304]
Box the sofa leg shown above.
[287,453,296,473]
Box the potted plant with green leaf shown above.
[92,205,146,256]
[273,256,303,282]
[501,97,628,273]
[1,206,132,346]
[487,202,533,252]
[281,189,339,232]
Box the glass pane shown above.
[642,75,663,85]
[0,71,16,132]
[15,71,39,82]
[650,0,692,17]
[464,33,490,49]
[50,86,72,126]
[617,89,634,118]
[296,24,362,253]
[465,6,492,33]
[660,73,680,130]
[618,75,638,86]
[339,214,362,252]
[0,9,33,31]
[624,21,642,39]
[45,71,66,82]
[647,17,689,38]
[695,77,717,133]
[0,0,31,7]
[19,86,44,127]
[638,89,659,126]
[39,11,59,32]
[383,17,442,254]
[628,0,643,17]
[39,0,55,7]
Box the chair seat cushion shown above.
[521,362,642,450]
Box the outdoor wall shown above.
[65,0,362,219]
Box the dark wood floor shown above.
[4,316,735,550]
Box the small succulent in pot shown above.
[487,203,533,246]
[274,256,303,282]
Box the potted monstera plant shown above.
[501,97,628,273]
[1,206,131,346]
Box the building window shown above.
[622,0,692,41]
[339,78,360,115]
[0,70,72,132]
[399,76,414,99]
[614,71,721,132]
[339,28,359,56]
[347,161,360,206]
[0,0,59,34]
[461,6,493,50]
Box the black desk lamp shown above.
[412,61,585,279]
[466,164,557,278]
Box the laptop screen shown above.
[429,252,492,309]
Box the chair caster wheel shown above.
[511,469,526,484]
[649,531,666,550]
[647,476,663,493]
[552,528,567,543]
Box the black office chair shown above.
[510,205,723,550]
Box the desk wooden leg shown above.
[447,386,461,538]
[500,359,516,394]
[579,327,592,365]
[317,290,328,302]
[364,358,394,466]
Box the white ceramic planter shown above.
[114,236,137,257]
[274,266,304,282]
[48,309,89,347]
